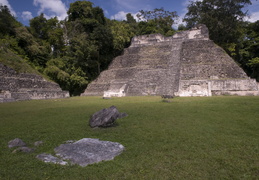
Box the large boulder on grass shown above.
[89,106,127,128]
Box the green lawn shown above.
[0,96,258,179]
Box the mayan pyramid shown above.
[0,63,69,102]
[81,24,259,97]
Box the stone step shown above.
[0,98,16,103]
[18,88,63,92]
[11,92,30,100]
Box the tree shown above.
[44,57,88,96]
[108,20,135,55]
[137,8,178,36]
[46,17,65,57]
[67,1,93,21]
[137,21,160,35]
[240,21,259,80]
[0,5,21,37]
[30,15,65,57]
[65,1,114,80]
[184,0,251,46]
[29,13,48,39]
[126,13,136,24]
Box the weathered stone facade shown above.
[0,63,69,102]
[81,24,259,97]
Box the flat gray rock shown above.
[34,141,43,147]
[54,138,125,167]
[12,147,34,153]
[8,138,26,148]
[36,153,68,165]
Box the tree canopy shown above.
[137,8,178,36]
[184,0,251,45]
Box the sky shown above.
[1,0,259,27]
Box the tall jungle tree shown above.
[137,8,178,36]
[184,0,251,48]
[0,5,20,37]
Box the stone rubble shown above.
[8,138,43,153]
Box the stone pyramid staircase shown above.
[83,38,183,97]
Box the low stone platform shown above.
[0,63,69,102]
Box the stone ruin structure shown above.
[82,24,259,97]
[0,63,69,102]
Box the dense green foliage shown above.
[0,0,258,95]
[240,21,259,80]
[184,0,251,44]
[136,8,178,36]
[0,96,258,179]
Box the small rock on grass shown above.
[8,138,26,148]
[34,141,43,147]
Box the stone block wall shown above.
[181,40,247,80]
[177,79,259,97]
[0,63,69,102]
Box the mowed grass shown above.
[0,96,258,179]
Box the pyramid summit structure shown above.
[82,24,259,97]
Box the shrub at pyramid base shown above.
[81,24,259,97]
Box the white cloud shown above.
[248,0,259,22]
[110,11,127,20]
[33,0,67,20]
[249,11,259,22]
[110,11,139,21]
[0,0,16,16]
[21,11,33,21]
